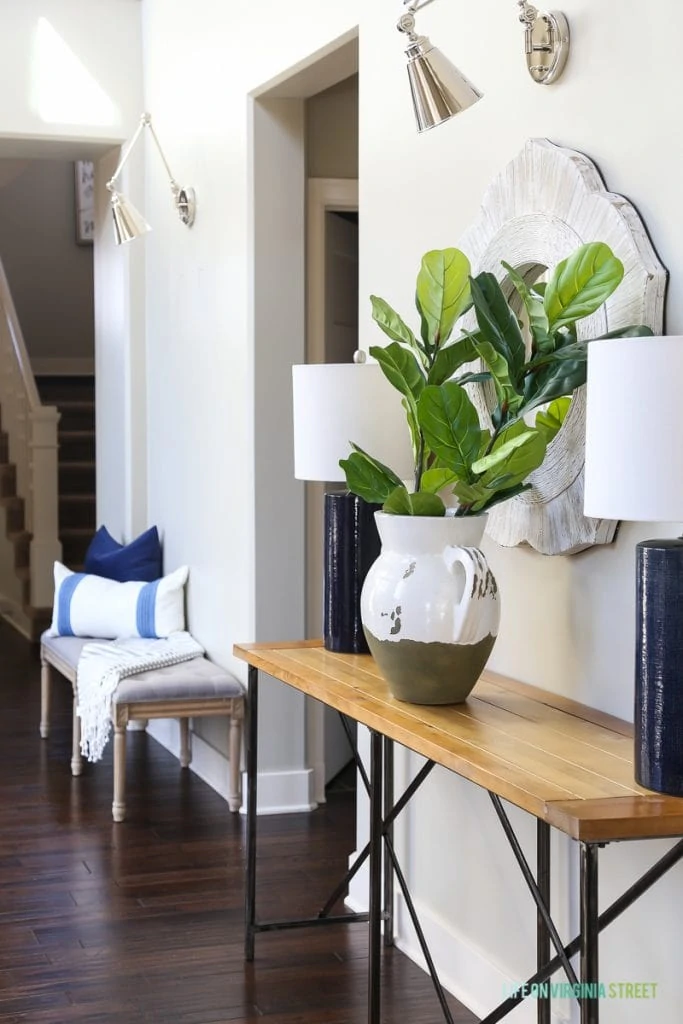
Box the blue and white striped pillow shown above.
[48,562,188,640]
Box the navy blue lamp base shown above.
[635,538,683,796]
[324,493,381,654]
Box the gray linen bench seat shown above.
[40,633,244,822]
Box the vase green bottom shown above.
[364,630,496,705]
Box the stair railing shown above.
[0,257,61,608]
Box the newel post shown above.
[29,406,62,608]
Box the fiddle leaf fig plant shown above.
[341,243,652,516]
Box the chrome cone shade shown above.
[405,35,482,132]
[110,191,151,245]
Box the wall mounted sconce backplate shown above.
[176,187,196,227]
[520,5,570,84]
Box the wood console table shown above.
[234,640,683,1024]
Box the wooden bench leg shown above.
[228,704,243,812]
[40,655,51,739]
[71,693,83,777]
[112,724,127,823]
[179,718,191,768]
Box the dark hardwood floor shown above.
[0,621,477,1023]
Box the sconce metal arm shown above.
[107,113,179,196]
[106,112,196,227]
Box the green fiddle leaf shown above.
[459,480,533,514]
[454,371,493,386]
[417,382,483,481]
[415,249,472,350]
[452,478,531,514]
[383,486,446,517]
[502,261,553,355]
[470,272,526,383]
[544,243,624,332]
[514,356,587,422]
[472,426,545,479]
[428,334,478,386]
[370,295,427,367]
[526,340,588,371]
[340,447,405,505]
[369,342,424,442]
[471,337,524,418]
[369,343,424,401]
[420,467,460,494]
[536,397,571,444]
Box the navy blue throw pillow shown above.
[84,526,162,583]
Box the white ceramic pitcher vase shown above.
[361,512,500,704]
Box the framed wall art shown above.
[74,160,95,244]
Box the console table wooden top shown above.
[234,640,683,843]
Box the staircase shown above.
[0,257,61,639]
[35,376,96,571]
[0,420,32,616]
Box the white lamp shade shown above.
[292,362,414,483]
[584,336,683,522]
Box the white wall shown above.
[105,1,683,1021]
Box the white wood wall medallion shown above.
[458,138,667,556]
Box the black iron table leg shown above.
[368,731,384,1024]
[580,843,599,1024]
[537,820,551,1024]
[245,665,259,962]
[383,736,394,947]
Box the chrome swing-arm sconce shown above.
[106,113,196,245]
[398,0,570,132]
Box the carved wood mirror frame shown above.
[457,138,667,555]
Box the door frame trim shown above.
[306,176,359,805]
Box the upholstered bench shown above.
[40,634,245,822]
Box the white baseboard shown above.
[146,719,317,814]
[394,893,569,1024]
[345,867,567,1024]
[32,357,94,376]
[239,767,318,814]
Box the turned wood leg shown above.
[112,724,127,823]
[179,718,191,768]
[228,704,243,812]
[71,692,83,777]
[40,655,51,739]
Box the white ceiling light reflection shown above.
[31,18,118,126]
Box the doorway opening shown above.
[306,179,359,796]
[250,35,359,812]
